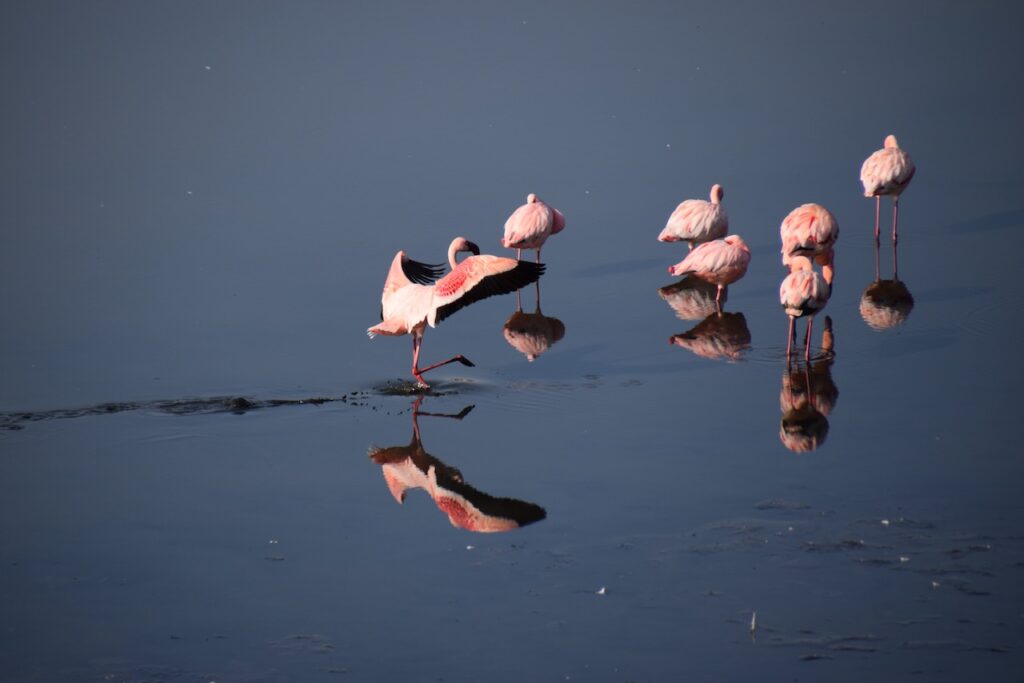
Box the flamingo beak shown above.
[464,240,481,256]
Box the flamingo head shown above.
[710,184,725,204]
[448,236,480,266]
[526,193,538,203]
[884,134,899,149]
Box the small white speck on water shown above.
[584,189,590,195]
[269,538,279,544]
[466,545,474,551]
[596,586,606,595]
[186,190,193,196]
[881,519,891,527]
[665,143,671,149]
[931,581,941,588]
[750,611,757,632]
[899,556,910,563]
[787,526,794,532]
[204,65,212,71]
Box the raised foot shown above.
[454,355,475,367]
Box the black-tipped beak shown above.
[465,240,481,256]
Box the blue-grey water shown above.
[3,2,1024,681]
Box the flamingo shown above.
[501,193,565,262]
[658,184,728,250]
[860,134,915,242]
[367,237,544,388]
[667,234,751,307]
[779,317,837,453]
[779,203,839,277]
[503,289,566,362]
[779,255,832,360]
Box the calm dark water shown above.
[3,2,1024,681]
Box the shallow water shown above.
[3,2,1024,681]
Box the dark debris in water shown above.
[0,393,371,430]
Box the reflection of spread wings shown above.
[369,398,546,532]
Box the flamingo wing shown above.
[431,256,544,325]
[401,255,446,285]
[860,149,915,196]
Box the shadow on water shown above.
[779,317,838,453]
[368,396,546,532]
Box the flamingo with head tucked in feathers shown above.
[658,184,729,250]
[368,237,544,388]
[779,255,832,360]
[780,203,839,277]
[861,134,915,243]
[501,193,565,262]
[667,234,750,307]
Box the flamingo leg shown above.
[786,317,795,358]
[534,279,541,309]
[892,198,900,244]
[804,316,814,361]
[874,196,881,242]
[892,236,900,281]
[411,395,424,441]
[417,354,476,377]
[516,247,522,261]
[535,248,542,264]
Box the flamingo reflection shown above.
[860,234,914,330]
[503,282,565,362]
[658,275,724,321]
[779,317,838,453]
[670,312,751,362]
[368,397,546,532]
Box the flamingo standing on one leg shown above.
[501,193,565,263]
[779,255,832,360]
[780,203,839,275]
[368,237,544,388]
[658,184,729,250]
[667,234,751,308]
[860,134,915,243]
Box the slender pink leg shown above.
[535,248,541,264]
[515,287,522,312]
[411,395,425,441]
[892,198,900,244]
[892,237,900,280]
[874,196,881,242]
[516,248,522,261]
[411,335,427,387]
[786,317,795,358]
[417,354,475,376]
[804,316,813,361]
[534,279,541,309]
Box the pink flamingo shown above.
[779,255,832,360]
[368,237,544,388]
[658,184,728,250]
[780,203,839,276]
[860,134,915,243]
[501,193,565,262]
[667,234,751,307]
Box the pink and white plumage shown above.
[501,193,565,262]
[368,237,544,387]
[779,255,832,360]
[667,234,750,304]
[780,203,839,271]
[861,134,915,241]
[658,184,728,249]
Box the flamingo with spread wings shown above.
[368,237,544,388]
